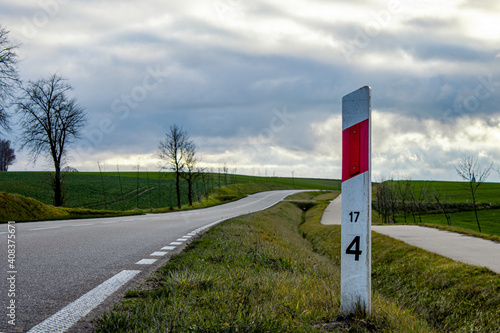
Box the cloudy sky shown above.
[1,0,500,181]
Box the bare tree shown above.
[373,176,399,223]
[455,155,492,233]
[180,142,202,206]
[396,179,412,223]
[17,74,87,206]
[386,176,397,223]
[158,124,192,208]
[0,26,20,131]
[0,139,15,171]
[431,188,452,226]
[374,177,392,223]
[409,184,427,223]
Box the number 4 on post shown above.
[345,236,362,261]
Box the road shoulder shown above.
[321,196,500,274]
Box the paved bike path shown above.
[321,195,500,274]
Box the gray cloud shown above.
[2,0,500,180]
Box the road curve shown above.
[321,195,500,274]
[0,190,306,333]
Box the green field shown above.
[403,180,500,204]
[0,171,340,211]
[419,209,500,236]
[373,180,500,237]
[2,172,498,236]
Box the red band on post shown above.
[342,119,369,182]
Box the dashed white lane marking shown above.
[0,231,7,235]
[150,251,167,256]
[176,238,188,242]
[24,191,299,332]
[73,223,94,227]
[136,259,157,265]
[29,226,59,231]
[182,235,192,239]
[27,270,140,333]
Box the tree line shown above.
[1,25,213,209]
[374,155,494,232]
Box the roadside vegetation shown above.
[0,176,338,222]
[0,192,141,222]
[96,191,499,332]
[96,191,433,332]
[373,180,500,237]
[300,193,499,332]
[2,170,498,239]
[0,171,339,212]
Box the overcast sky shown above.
[1,0,500,181]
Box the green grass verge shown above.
[372,210,500,243]
[0,183,303,222]
[418,223,500,243]
[95,192,437,332]
[150,182,294,213]
[418,209,500,237]
[370,233,500,332]
[0,192,141,223]
[300,197,500,333]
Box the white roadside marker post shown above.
[341,86,371,315]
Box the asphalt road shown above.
[321,194,500,274]
[0,190,305,333]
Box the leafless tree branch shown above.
[158,124,195,208]
[454,155,492,233]
[0,26,21,131]
[16,73,87,206]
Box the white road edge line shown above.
[161,246,176,250]
[27,270,140,333]
[150,251,167,256]
[136,259,157,265]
